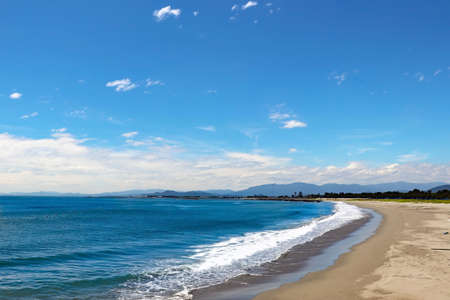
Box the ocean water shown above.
[0,197,364,299]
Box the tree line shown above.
[300,189,450,200]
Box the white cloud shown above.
[242,1,258,10]
[269,105,306,129]
[231,4,239,11]
[20,112,39,119]
[269,112,291,121]
[122,131,139,138]
[433,69,442,77]
[289,148,297,153]
[106,78,137,92]
[0,132,447,193]
[153,5,181,21]
[282,120,307,129]
[225,151,290,167]
[9,92,22,99]
[197,126,216,132]
[193,10,199,16]
[397,152,428,163]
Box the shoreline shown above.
[254,201,450,300]
[192,203,379,300]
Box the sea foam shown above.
[119,202,365,300]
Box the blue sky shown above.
[1,0,449,192]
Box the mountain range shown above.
[0,181,447,197]
[430,185,450,193]
[226,181,447,197]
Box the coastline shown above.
[254,201,450,300]
[192,202,379,300]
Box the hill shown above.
[430,185,450,192]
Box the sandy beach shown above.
[254,201,450,300]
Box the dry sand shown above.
[253,201,450,300]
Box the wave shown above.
[118,202,365,300]
[0,249,121,267]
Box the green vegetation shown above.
[346,198,450,204]
[304,189,450,203]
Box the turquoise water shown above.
[0,197,361,299]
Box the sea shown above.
[0,196,365,299]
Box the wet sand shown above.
[254,201,450,300]
[193,207,378,300]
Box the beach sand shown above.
[254,201,450,300]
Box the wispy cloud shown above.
[339,130,394,140]
[193,10,199,16]
[106,116,124,125]
[231,4,239,11]
[415,72,425,82]
[20,112,39,119]
[153,5,181,21]
[9,92,22,99]
[329,72,347,85]
[197,126,216,132]
[226,151,290,167]
[357,147,377,154]
[269,112,291,121]
[240,128,263,139]
[122,131,139,138]
[125,139,146,147]
[68,108,87,119]
[106,78,137,92]
[145,79,164,87]
[207,89,217,94]
[242,1,258,10]
[52,128,67,133]
[282,120,307,129]
[289,148,297,153]
[433,69,442,77]
[397,152,428,163]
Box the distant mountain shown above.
[147,190,216,197]
[430,185,450,192]
[232,181,447,196]
[0,189,165,197]
[0,191,86,197]
[94,189,165,197]
[1,182,446,198]
[205,189,236,195]
[232,183,320,197]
